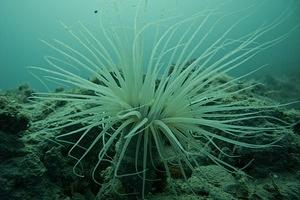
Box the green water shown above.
[0,0,299,90]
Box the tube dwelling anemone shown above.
[30,1,298,199]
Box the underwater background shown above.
[0,0,300,90]
[1,0,300,200]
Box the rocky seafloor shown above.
[0,72,299,200]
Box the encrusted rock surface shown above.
[0,74,299,200]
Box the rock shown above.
[0,96,30,134]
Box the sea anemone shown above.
[30,1,297,199]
